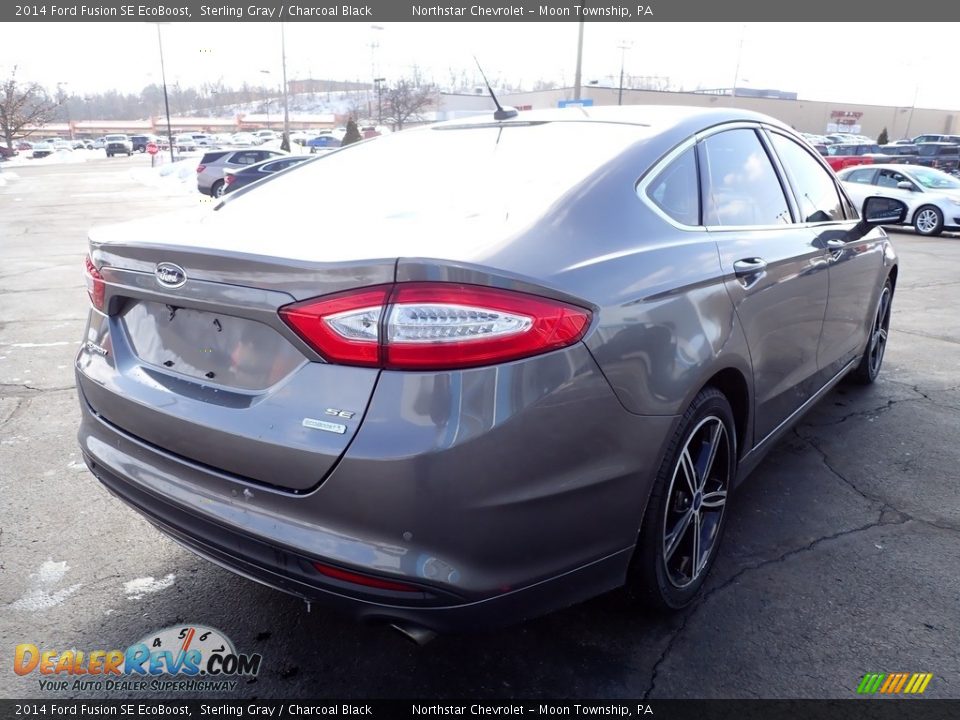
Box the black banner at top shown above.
[4,0,960,22]
[2,700,960,719]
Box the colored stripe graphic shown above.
[857,672,932,694]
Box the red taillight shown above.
[311,561,420,593]
[84,255,105,312]
[196,164,206,174]
[279,282,591,370]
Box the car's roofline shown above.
[426,104,793,134]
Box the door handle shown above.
[733,258,767,277]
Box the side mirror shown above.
[896,181,914,191]
[862,196,907,225]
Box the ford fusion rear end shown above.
[75,116,683,631]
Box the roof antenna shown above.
[474,56,518,121]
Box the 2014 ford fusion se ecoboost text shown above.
[76,106,904,638]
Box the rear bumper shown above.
[76,341,676,631]
[82,437,631,633]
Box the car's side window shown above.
[770,133,844,223]
[646,146,700,226]
[232,152,259,165]
[876,169,913,190]
[699,129,791,227]
[846,168,877,185]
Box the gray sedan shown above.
[76,106,903,639]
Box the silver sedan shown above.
[839,163,960,236]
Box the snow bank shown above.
[128,156,199,195]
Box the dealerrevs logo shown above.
[14,625,262,693]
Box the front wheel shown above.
[849,279,893,385]
[627,387,736,611]
[914,205,944,236]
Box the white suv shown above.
[104,134,133,157]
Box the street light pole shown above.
[154,23,175,164]
[731,24,746,98]
[374,77,386,127]
[280,23,291,151]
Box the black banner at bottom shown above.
[2,700,958,720]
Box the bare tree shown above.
[382,79,435,130]
[0,67,58,149]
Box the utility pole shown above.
[154,23,175,164]
[573,21,584,101]
[617,41,632,106]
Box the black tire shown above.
[627,387,737,611]
[211,180,225,198]
[106,153,112,158]
[849,279,893,385]
[913,205,944,236]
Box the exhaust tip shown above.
[389,622,437,646]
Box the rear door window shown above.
[769,133,844,223]
[646,147,700,226]
[699,128,792,227]
[230,151,262,166]
[845,168,877,185]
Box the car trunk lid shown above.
[80,216,395,492]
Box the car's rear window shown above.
[222,121,651,227]
[201,151,230,164]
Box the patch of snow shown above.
[124,573,176,600]
[11,560,82,611]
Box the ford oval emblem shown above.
[155,262,186,289]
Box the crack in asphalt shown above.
[642,513,903,700]
[796,428,960,533]
[0,382,75,397]
[644,383,960,699]
[800,396,923,427]
[0,286,84,295]
[894,328,960,346]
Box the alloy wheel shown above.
[916,208,939,234]
[868,286,892,377]
[662,416,731,589]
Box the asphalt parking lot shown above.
[1,156,958,700]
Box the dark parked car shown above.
[879,144,918,163]
[914,142,960,174]
[77,107,903,639]
[105,134,133,157]
[223,155,313,194]
[130,135,159,153]
[0,145,18,160]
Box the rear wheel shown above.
[914,205,943,236]
[850,279,893,385]
[211,180,225,198]
[628,388,736,611]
